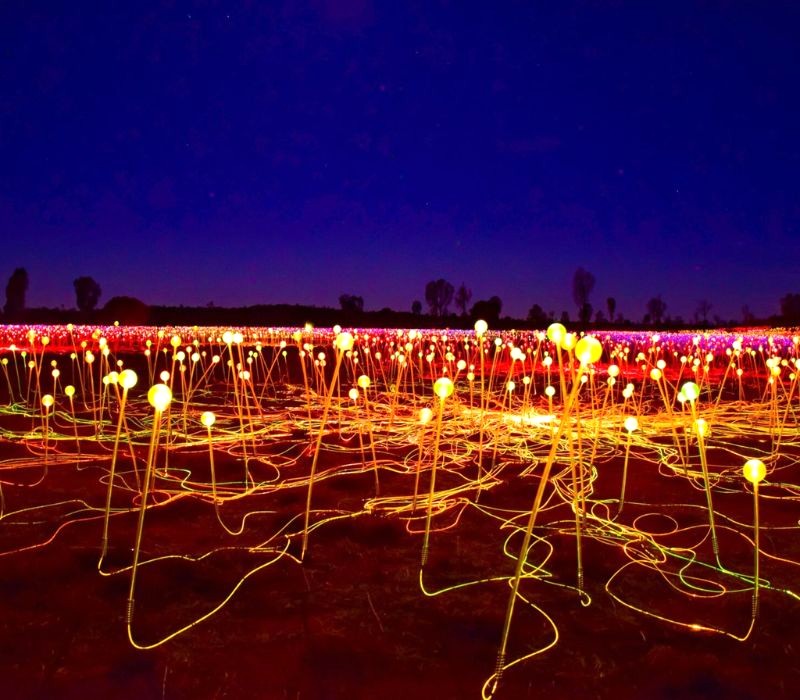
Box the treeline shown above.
[0,266,791,329]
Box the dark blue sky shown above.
[2,1,799,322]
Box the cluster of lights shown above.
[0,321,797,695]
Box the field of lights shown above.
[1,322,799,698]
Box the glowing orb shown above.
[201,411,216,428]
[433,377,454,399]
[335,332,354,352]
[575,336,602,364]
[546,323,566,344]
[743,459,766,484]
[41,394,54,409]
[682,382,700,402]
[420,407,433,424]
[348,388,359,401]
[147,384,172,411]
[624,416,639,433]
[544,385,556,398]
[357,375,371,389]
[693,418,709,437]
[64,385,75,398]
[474,319,488,336]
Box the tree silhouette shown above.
[338,293,364,313]
[73,276,102,312]
[425,279,454,317]
[103,296,150,325]
[527,303,549,327]
[646,295,667,325]
[454,283,472,316]
[4,267,28,317]
[606,297,617,323]
[780,293,800,323]
[572,267,596,324]
[411,300,422,315]
[470,296,502,324]
[695,299,713,325]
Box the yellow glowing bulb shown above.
[560,332,577,351]
[544,385,556,398]
[624,416,639,433]
[147,384,172,411]
[201,411,216,428]
[433,377,454,399]
[546,322,566,344]
[622,384,634,399]
[506,380,516,392]
[114,369,136,390]
[650,368,662,381]
[335,332,354,352]
[41,394,54,409]
[693,418,709,437]
[170,335,181,348]
[682,381,700,402]
[64,385,75,398]
[474,319,488,336]
[357,374,371,389]
[608,364,619,378]
[575,336,602,364]
[743,459,766,484]
[419,407,433,425]
[348,388,359,401]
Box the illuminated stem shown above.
[751,482,761,621]
[99,387,130,570]
[126,408,163,642]
[619,430,633,514]
[421,395,446,567]
[494,368,584,686]
[301,349,347,561]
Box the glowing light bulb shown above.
[348,388,359,401]
[419,407,433,424]
[743,459,766,484]
[64,385,75,398]
[433,377,454,399]
[650,368,662,381]
[147,384,172,411]
[624,416,639,433]
[575,336,602,364]
[41,394,54,409]
[357,375,371,389]
[159,370,170,383]
[608,364,620,378]
[335,332,354,352]
[474,319,488,336]
[544,385,556,398]
[693,418,709,437]
[222,331,234,345]
[201,411,216,428]
[547,322,566,344]
[622,384,634,399]
[682,382,700,402]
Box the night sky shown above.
[2,1,799,323]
